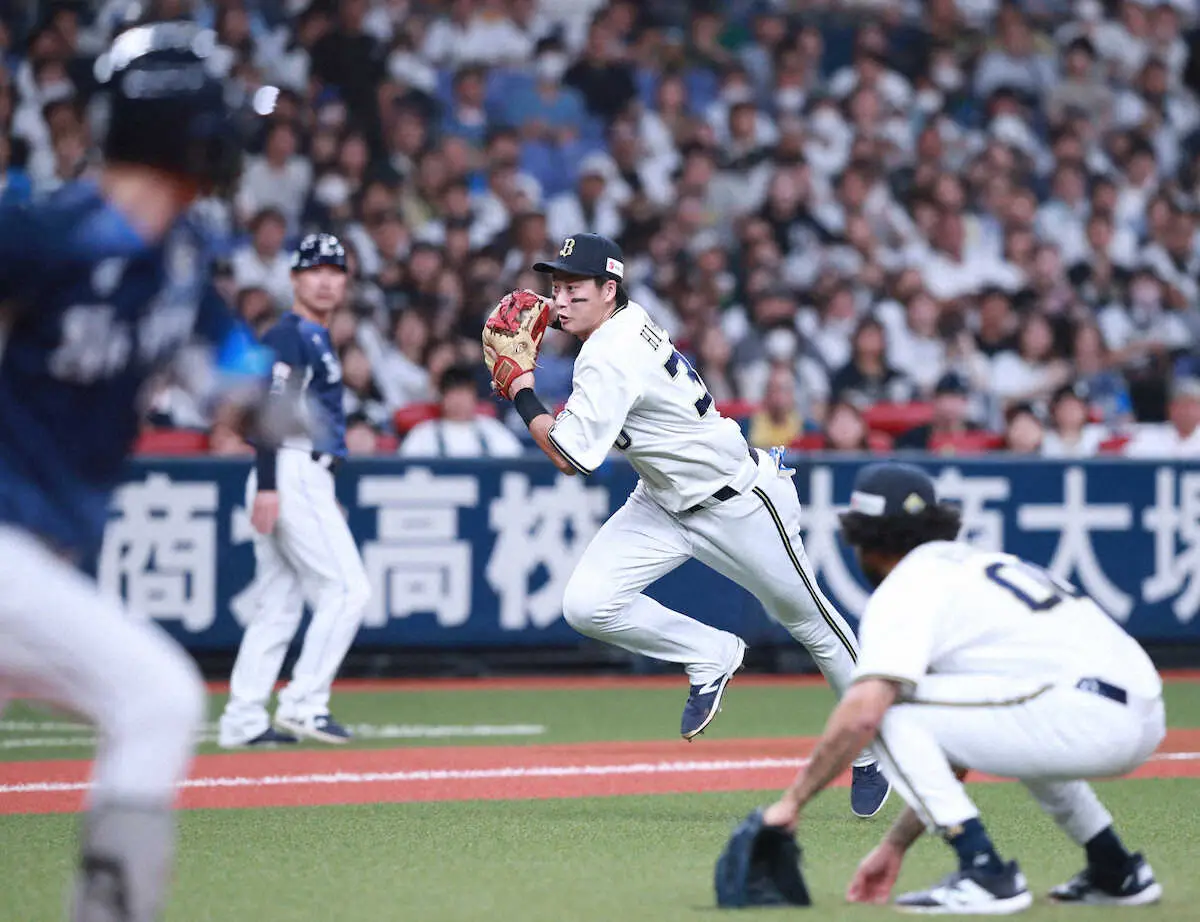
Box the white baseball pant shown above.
[0,525,205,922]
[869,673,1166,843]
[562,449,862,704]
[220,448,369,744]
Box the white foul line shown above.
[2,752,1198,798]
[0,757,811,796]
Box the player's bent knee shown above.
[561,571,614,636]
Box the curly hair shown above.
[838,504,963,557]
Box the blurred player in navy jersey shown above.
[0,20,275,922]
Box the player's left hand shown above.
[846,841,904,905]
[482,289,551,399]
[761,797,799,831]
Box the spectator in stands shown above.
[1045,36,1113,129]
[400,362,522,458]
[231,208,294,308]
[894,372,979,451]
[341,343,391,433]
[974,286,1020,357]
[886,287,947,396]
[1041,383,1107,458]
[308,0,385,139]
[235,121,311,232]
[345,414,380,456]
[1124,376,1200,458]
[693,325,738,404]
[1004,402,1046,454]
[235,286,276,337]
[1072,322,1135,425]
[822,399,870,452]
[564,17,637,124]
[441,64,489,147]
[748,363,804,450]
[367,308,433,411]
[502,38,587,144]
[546,152,623,244]
[990,311,1074,407]
[830,316,914,407]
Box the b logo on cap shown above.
[559,238,576,257]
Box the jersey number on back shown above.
[49,305,132,383]
[985,561,1083,612]
[663,350,713,417]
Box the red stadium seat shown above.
[393,402,440,435]
[788,434,826,451]
[394,401,498,436]
[866,430,894,452]
[864,402,935,435]
[716,399,760,421]
[928,431,1005,454]
[134,428,210,455]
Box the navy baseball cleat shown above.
[850,762,891,817]
[275,713,352,745]
[681,639,746,741]
[896,861,1032,915]
[219,727,298,749]
[1049,853,1162,906]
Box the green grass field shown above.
[1,680,1198,921]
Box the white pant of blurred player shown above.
[563,449,863,739]
[0,526,205,922]
[871,673,1165,844]
[219,448,369,745]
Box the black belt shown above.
[685,443,758,514]
[1075,677,1127,706]
[311,451,342,474]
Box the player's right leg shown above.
[0,526,204,922]
[687,459,886,810]
[1025,780,1162,907]
[561,484,745,739]
[272,451,370,743]
[219,469,306,747]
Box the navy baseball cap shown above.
[533,233,625,282]
[292,233,347,272]
[934,372,969,396]
[847,463,938,519]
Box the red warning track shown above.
[3,730,1200,816]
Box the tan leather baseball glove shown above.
[481,289,552,399]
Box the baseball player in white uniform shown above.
[491,233,889,817]
[218,234,371,748]
[759,462,1165,914]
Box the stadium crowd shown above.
[3,0,1200,458]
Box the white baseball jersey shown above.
[547,301,757,513]
[853,541,1162,698]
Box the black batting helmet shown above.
[96,20,263,188]
[838,462,962,556]
[291,233,347,272]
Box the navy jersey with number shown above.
[262,311,346,458]
[0,181,242,556]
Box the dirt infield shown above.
[3,730,1200,816]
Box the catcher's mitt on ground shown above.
[482,289,552,399]
[715,808,812,909]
